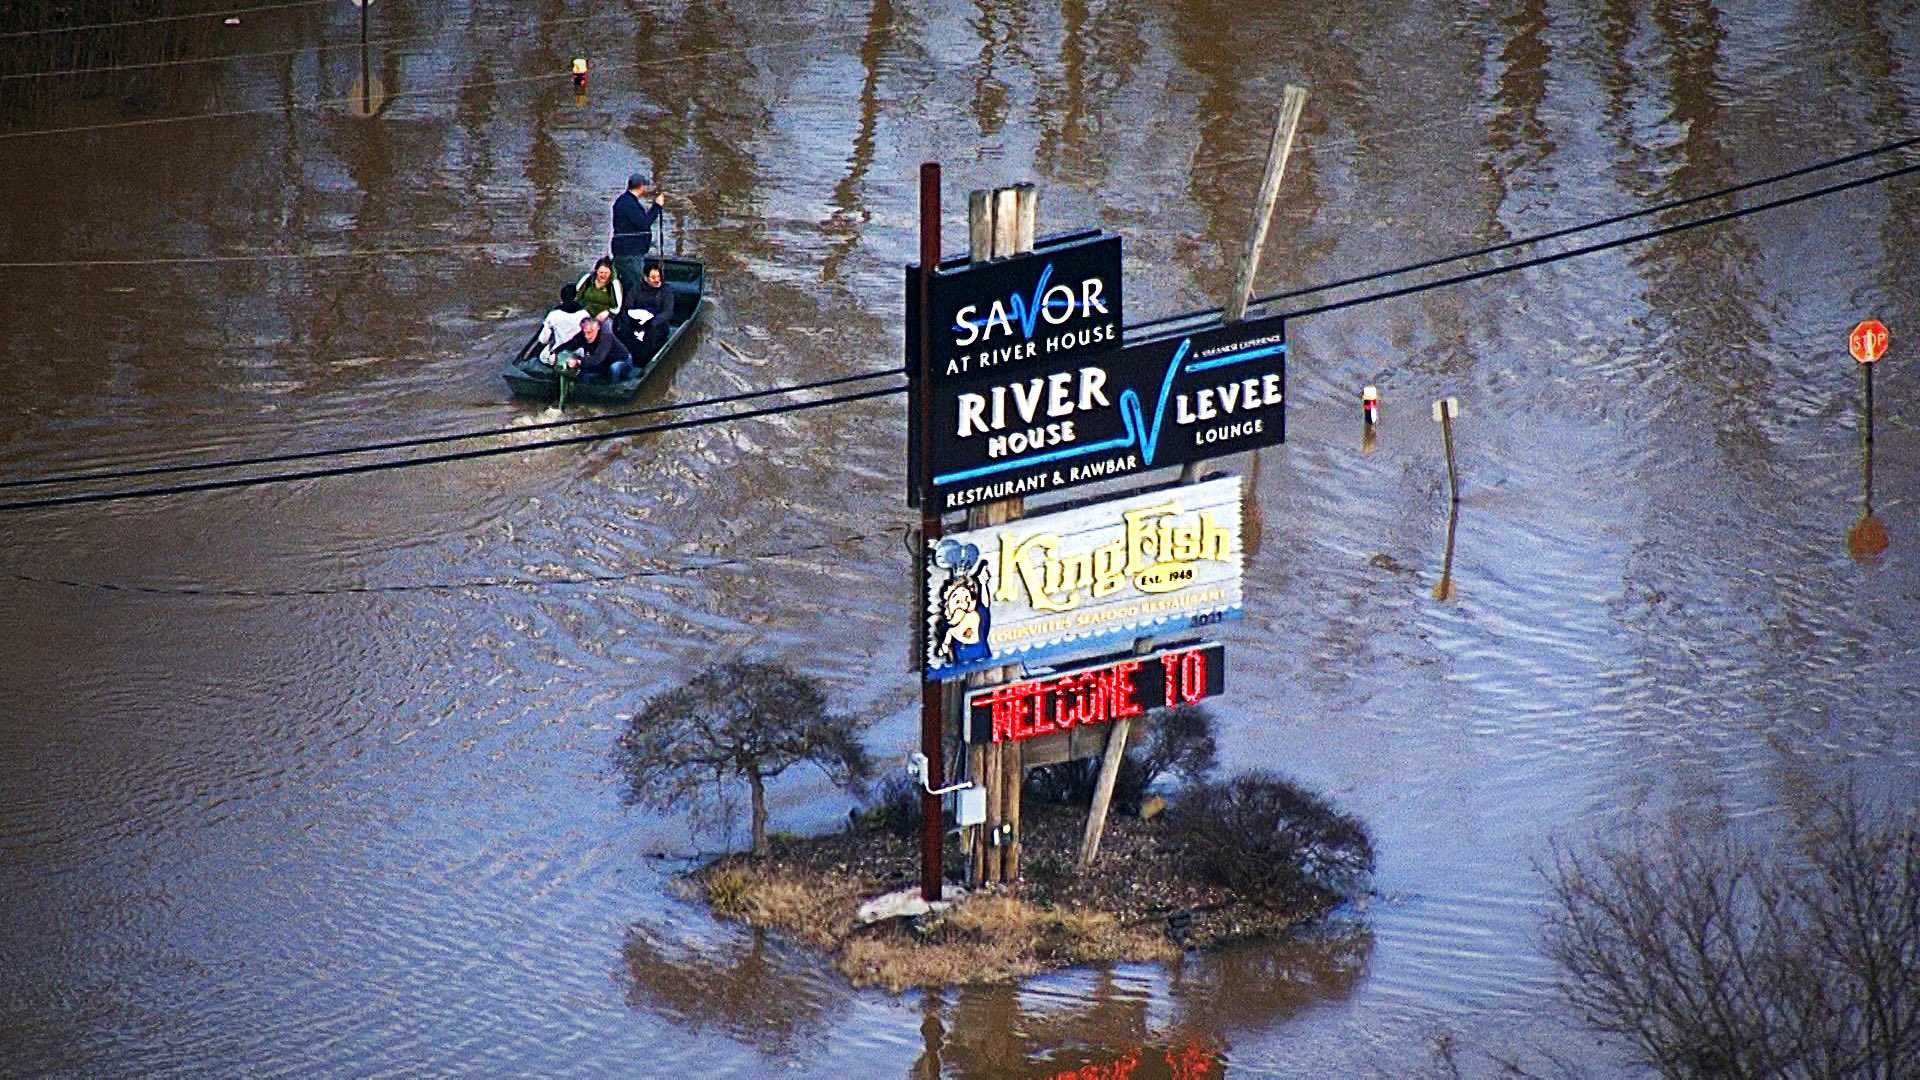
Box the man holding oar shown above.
[610,173,665,294]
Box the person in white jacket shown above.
[536,283,590,364]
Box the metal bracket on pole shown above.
[909,753,973,797]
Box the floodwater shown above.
[3,1,1917,1076]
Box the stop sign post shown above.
[1851,320,1889,446]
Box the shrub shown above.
[1540,786,1920,1079]
[1169,771,1374,902]
[1026,705,1219,811]
[852,774,922,839]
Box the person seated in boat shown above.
[535,283,588,364]
[575,257,624,323]
[625,260,673,362]
[555,314,635,382]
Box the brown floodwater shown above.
[3,1,1917,1076]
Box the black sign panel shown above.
[923,313,1287,513]
[907,233,1124,507]
[965,641,1226,744]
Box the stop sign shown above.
[1850,319,1889,364]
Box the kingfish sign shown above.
[923,477,1244,680]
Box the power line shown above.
[1,12,603,81]
[1278,157,1920,321]
[0,0,329,39]
[1130,133,1920,334]
[0,368,900,491]
[0,382,906,514]
[0,29,871,141]
[5,138,1915,514]
[6,530,893,598]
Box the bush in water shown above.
[1169,771,1375,902]
[1540,784,1920,1079]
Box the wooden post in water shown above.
[1865,361,1875,447]
[1208,87,1308,504]
[1436,397,1461,503]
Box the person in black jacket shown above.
[626,261,673,362]
[610,173,664,293]
[556,315,635,381]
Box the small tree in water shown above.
[613,660,872,855]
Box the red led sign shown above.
[965,642,1225,744]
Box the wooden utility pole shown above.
[964,182,1036,886]
[1225,85,1308,324]
[1083,90,1308,869]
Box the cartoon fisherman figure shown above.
[932,540,992,667]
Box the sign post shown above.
[916,163,945,904]
[1848,319,1890,561]
[1851,319,1888,447]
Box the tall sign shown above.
[918,314,1287,513]
[907,232,1124,507]
[923,477,1244,680]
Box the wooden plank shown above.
[1224,84,1308,324]
[1076,714,1133,871]
[1019,730,1073,768]
[968,189,993,263]
[1014,183,1037,255]
[967,742,986,884]
[992,186,1019,259]
[1004,739,1023,881]
[990,734,1006,880]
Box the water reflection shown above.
[1847,436,1889,562]
[919,927,1370,1077]
[622,923,839,1057]
[1433,498,1460,601]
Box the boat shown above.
[502,256,706,405]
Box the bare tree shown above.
[1540,786,1919,1079]
[612,660,872,855]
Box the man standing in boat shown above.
[610,173,664,294]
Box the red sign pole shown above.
[1851,320,1889,449]
[917,162,945,904]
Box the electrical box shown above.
[956,787,986,827]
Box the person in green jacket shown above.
[575,257,624,322]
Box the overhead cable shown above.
[1130,133,1920,334]
[0,368,901,491]
[7,531,892,598]
[0,29,870,141]
[5,142,1917,513]
[0,382,905,514]
[1279,157,1920,321]
[0,0,328,39]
